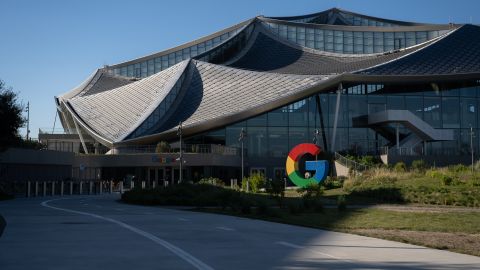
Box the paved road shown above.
[0,195,479,270]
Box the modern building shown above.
[41,8,480,184]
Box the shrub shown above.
[198,177,223,186]
[242,173,266,193]
[426,169,443,179]
[411,159,427,172]
[449,164,469,173]
[441,175,453,186]
[287,201,304,215]
[394,162,407,172]
[155,141,171,153]
[323,176,344,189]
[298,183,324,198]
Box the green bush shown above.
[242,173,266,193]
[426,169,443,179]
[411,159,427,172]
[298,183,324,198]
[449,164,469,173]
[394,162,407,172]
[155,141,171,153]
[323,176,344,189]
[441,175,453,186]
[198,177,223,186]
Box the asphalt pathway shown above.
[0,194,479,270]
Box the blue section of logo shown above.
[305,160,329,183]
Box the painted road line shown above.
[216,226,235,231]
[276,241,348,261]
[41,199,214,270]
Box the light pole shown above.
[26,102,30,140]
[313,129,320,160]
[239,128,247,191]
[177,122,183,183]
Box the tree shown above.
[0,80,25,151]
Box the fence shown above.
[334,152,370,172]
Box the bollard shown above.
[120,181,124,194]
[79,181,83,195]
[109,181,113,194]
[52,181,55,196]
[69,181,73,195]
[60,181,64,196]
[152,181,156,189]
[131,181,135,189]
[230,179,233,189]
[89,181,93,195]
[141,181,145,189]
[27,181,31,197]
[35,181,39,197]
[43,182,47,196]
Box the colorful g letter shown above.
[285,143,329,188]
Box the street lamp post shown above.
[177,122,183,183]
[26,102,30,140]
[239,128,247,191]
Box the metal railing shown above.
[39,128,77,134]
[334,152,370,172]
[109,144,239,156]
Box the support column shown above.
[89,181,93,195]
[79,181,83,195]
[141,181,145,189]
[52,181,55,196]
[331,84,343,152]
[396,123,400,151]
[120,181,124,194]
[35,181,38,197]
[152,180,156,189]
[72,118,89,154]
[99,181,102,194]
[109,181,113,193]
[43,182,47,197]
[61,181,64,196]
[27,181,31,198]
[131,181,135,189]
[70,181,73,195]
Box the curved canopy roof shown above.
[57,8,480,147]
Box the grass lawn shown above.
[199,207,480,257]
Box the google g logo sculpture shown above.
[285,143,329,188]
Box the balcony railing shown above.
[334,152,370,172]
[109,144,239,156]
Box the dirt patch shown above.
[349,228,480,257]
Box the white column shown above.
[52,182,55,196]
[61,181,64,196]
[331,84,343,152]
[79,181,83,195]
[152,181,156,189]
[43,182,47,196]
[131,181,134,189]
[69,181,73,195]
[35,181,39,197]
[89,181,93,195]
[109,181,113,193]
[120,181,124,194]
[99,181,102,194]
[141,181,145,189]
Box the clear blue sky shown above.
[1,0,479,138]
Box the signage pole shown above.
[177,122,183,183]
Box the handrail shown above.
[334,152,370,172]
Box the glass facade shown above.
[111,25,252,78]
[185,84,480,178]
[262,21,450,54]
